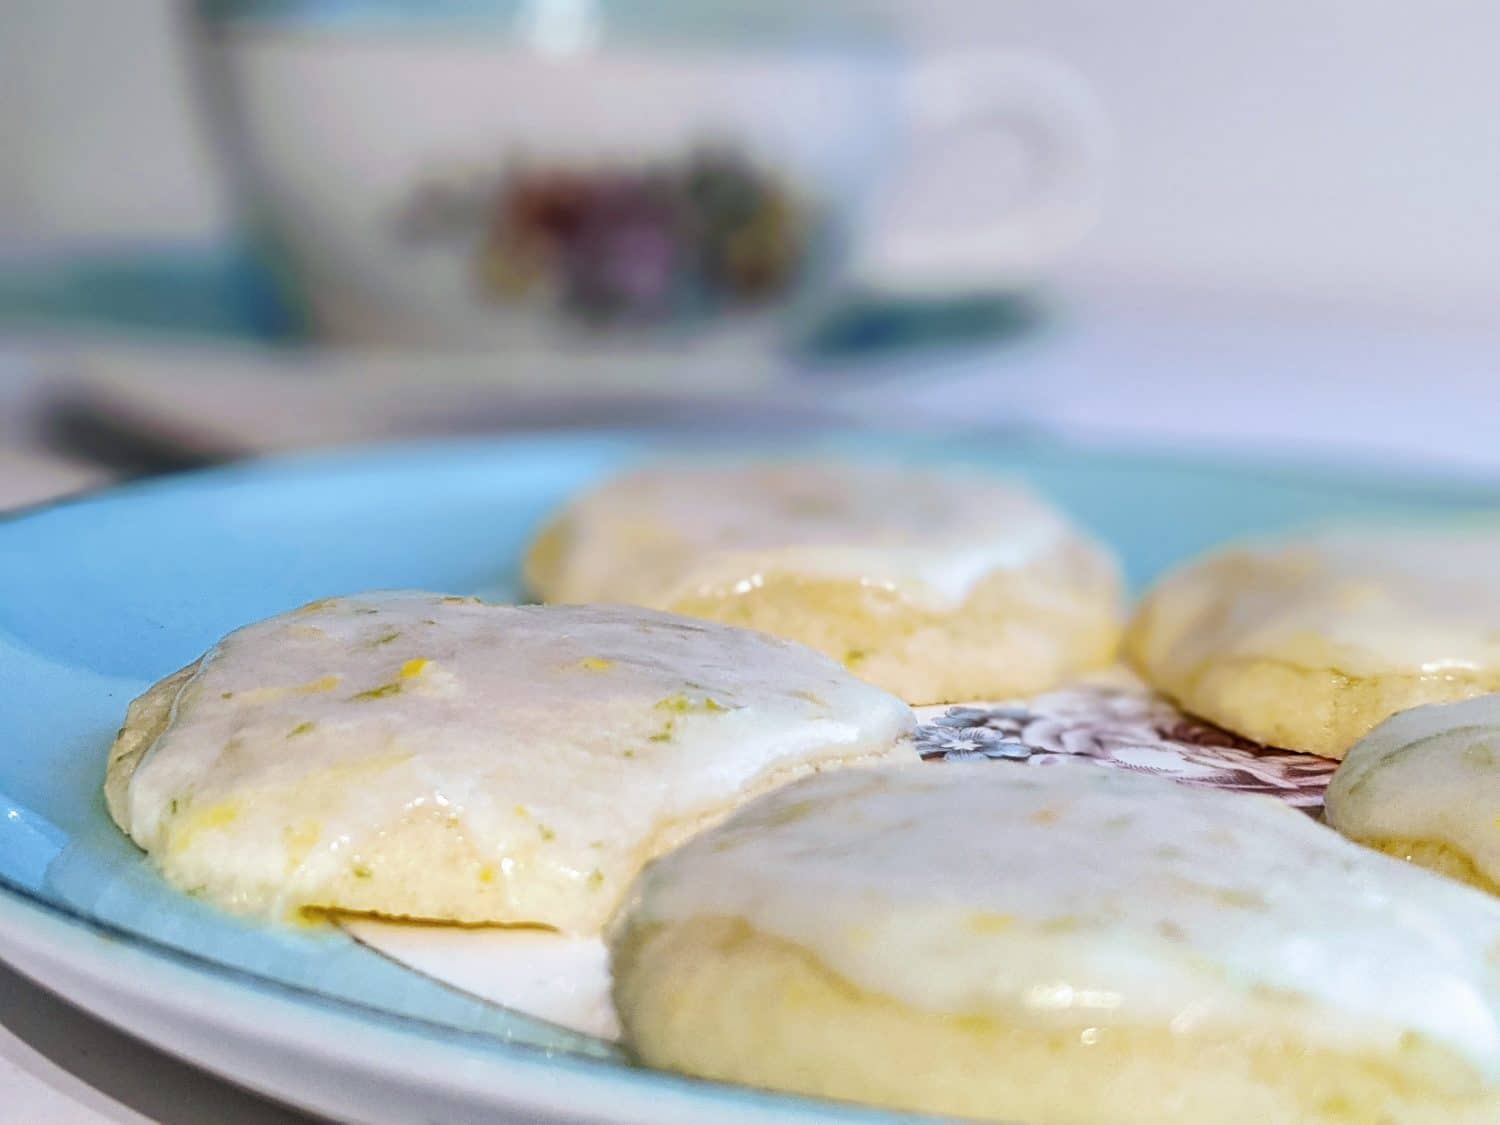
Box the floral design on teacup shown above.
[395,144,811,324]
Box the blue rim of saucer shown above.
[0,243,305,342]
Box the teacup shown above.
[198,2,1107,352]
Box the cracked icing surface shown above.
[618,764,1500,1081]
[107,593,914,930]
[525,462,1122,703]
[1128,528,1500,755]
[526,462,1091,611]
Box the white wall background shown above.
[930,2,1500,317]
[3,0,1498,314]
[1,0,228,246]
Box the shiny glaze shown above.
[121,593,915,930]
[621,763,1500,1079]
[1327,695,1500,873]
[534,462,1092,611]
[1139,529,1500,678]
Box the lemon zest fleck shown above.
[654,693,730,714]
[352,682,401,701]
[167,801,241,854]
[283,821,323,871]
[196,804,239,829]
[968,912,1016,935]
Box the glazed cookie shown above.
[106,594,914,929]
[611,765,1500,1124]
[1326,695,1500,894]
[1126,529,1500,757]
[524,462,1123,704]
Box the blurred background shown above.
[3,0,1499,512]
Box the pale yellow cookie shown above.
[1125,529,1500,757]
[524,462,1123,704]
[1326,694,1500,895]
[106,594,914,929]
[611,765,1500,1124]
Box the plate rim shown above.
[4,428,1498,535]
[0,866,896,1123]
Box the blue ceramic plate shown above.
[1,433,1495,1121]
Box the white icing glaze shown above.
[1148,529,1500,677]
[621,764,1500,1079]
[123,594,914,930]
[537,462,1085,612]
[1327,695,1500,875]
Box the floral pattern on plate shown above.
[914,673,1339,813]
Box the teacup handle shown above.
[849,50,1109,295]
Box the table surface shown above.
[0,964,311,1124]
[3,283,1497,1122]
